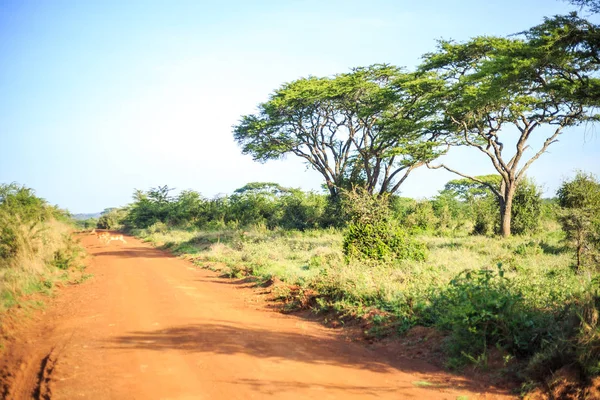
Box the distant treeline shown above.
[95,177,550,236]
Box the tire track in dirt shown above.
[0,234,516,399]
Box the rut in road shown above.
[0,234,515,399]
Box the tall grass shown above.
[0,185,85,316]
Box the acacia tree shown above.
[233,65,442,198]
[421,35,598,237]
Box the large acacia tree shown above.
[233,65,443,198]
[421,34,598,237]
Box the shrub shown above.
[97,208,126,230]
[341,188,427,262]
[343,221,427,261]
[403,200,437,232]
[279,190,327,230]
[427,265,557,368]
[0,183,84,314]
[472,196,498,236]
[557,172,600,270]
[512,178,543,235]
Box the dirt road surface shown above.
[0,234,515,399]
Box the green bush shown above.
[557,172,600,270]
[427,265,557,367]
[403,201,437,232]
[472,196,498,236]
[0,183,84,314]
[343,221,427,261]
[0,212,19,259]
[341,188,427,262]
[97,208,126,230]
[512,178,543,235]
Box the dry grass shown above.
[137,225,584,311]
[0,218,85,314]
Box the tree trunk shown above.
[576,243,582,271]
[499,185,515,238]
[326,181,338,199]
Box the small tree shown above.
[557,172,600,270]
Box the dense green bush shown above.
[343,221,427,261]
[425,266,557,367]
[97,208,127,230]
[441,176,543,236]
[511,178,543,235]
[341,188,427,262]
[279,190,327,230]
[403,200,437,232]
[472,196,498,236]
[121,183,333,231]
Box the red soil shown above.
[0,234,515,399]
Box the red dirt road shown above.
[0,234,515,399]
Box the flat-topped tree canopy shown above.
[233,64,445,198]
[524,12,600,107]
[421,31,599,237]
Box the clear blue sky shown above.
[1,0,598,213]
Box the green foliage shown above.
[525,13,600,107]
[421,28,598,236]
[557,172,600,270]
[511,179,543,235]
[0,183,84,314]
[440,176,543,236]
[122,183,332,232]
[427,266,556,367]
[402,200,437,232]
[76,218,98,230]
[343,222,427,262]
[233,64,444,197]
[341,188,427,262]
[51,235,81,270]
[443,176,501,203]
[279,190,327,230]
[123,186,175,229]
[431,191,467,232]
[472,196,498,236]
[97,208,126,230]
[0,183,54,224]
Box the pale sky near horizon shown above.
[1,0,599,213]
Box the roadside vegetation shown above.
[94,171,600,396]
[66,0,600,396]
[0,183,88,323]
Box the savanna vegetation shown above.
[93,169,599,394]
[0,184,88,322]
[82,4,600,395]
[13,0,598,396]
